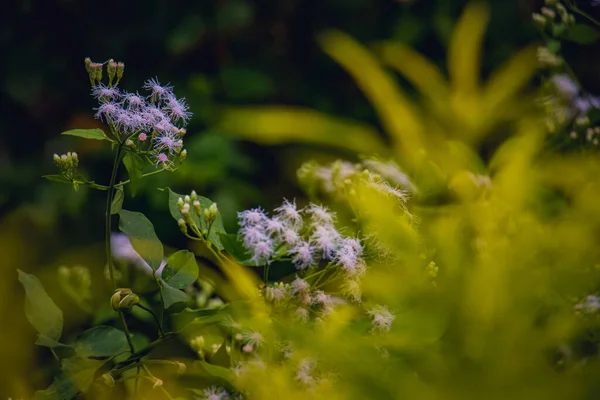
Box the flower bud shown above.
[180,149,187,161]
[175,361,187,375]
[102,373,115,387]
[204,203,219,223]
[193,200,202,216]
[152,377,163,389]
[178,128,187,136]
[184,195,191,204]
[125,139,135,148]
[53,154,61,165]
[190,190,198,201]
[107,59,117,85]
[178,218,187,234]
[116,62,125,82]
[92,63,103,83]
[264,286,275,302]
[110,288,139,311]
[178,197,185,209]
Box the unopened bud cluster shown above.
[110,288,140,311]
[53,152,79,178]
[85,58,124,86]
[177,190,220,241]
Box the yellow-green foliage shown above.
[215,3,600,399]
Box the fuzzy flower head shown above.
[291,277,310,295]
[274,198,303,228]
[91,84,121,102]
[367,305,395,332]
[164,95,192,124]
[307,204,335,226]
[143,78,173,102]
[290,241,315,270]
[241,330,264,348]
[200,386,230,400]
[238,208,268,228]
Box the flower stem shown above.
[105,143,135,354]
[136,303,164,337]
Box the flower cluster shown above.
[237,199,365,274]
[87,58,190,169]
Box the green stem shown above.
[565,1,600,27]
[153,272,166,331]
[136,303,164,337]
[105,142,135,354]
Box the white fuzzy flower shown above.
[296,307,310,322]
[311,225,341,259]
[291,277,310,295]
[307,204,335,226]
[342,278,362,303]
[296,358,317,386]
[274,198,303,228]
[290,241,316,270]
[264,217,285,236]
[249,240,274,265]
[241,330,264,348]
[238,207,268,228]
[200,386,230,400]
[367,305,395,332]
[280,228,300,246]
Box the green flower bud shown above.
[190,190,198,201]
[111,288,133,311]
[178,218,188,234]
[265,286,275,302]
[119,293,140,310]
[53,154,61,165]
[175,361,187,375]
[193,200,202,216]
[107,59,117,85]
[116,62,125,82]
[178,128,187,136]
[205,203,219,223]
[184,195,191,204]
[178,197,185,209]
[102,373,115,387]
[180,149,187,161]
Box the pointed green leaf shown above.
[18,270,63,341]
[219,233,250,263]
[196,360,236,383]
[160,279,190,309]
[35,334,70,349]
[61,128,108,140]
[162,250,199,289]
[166,188,226,249]
[118,210,164,271]
[210,338,230,367]
[123,153,144,196]
[110,186,124,214]
[74,326,129,357]
[565,24,600,45]
[42,174,71,184]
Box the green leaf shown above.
[219,233,250,263]
[565,24,600,45]
[123,153,144,196]
[110,186,124,214]
[18,270,63,342]
[160,278,190,309]
[32,357,102,399]
[162,250,199,289]
[166,188,227,249]
[210,338,230,367]
[61,128,108,140]
[42,174,71,184]
[196,360,236,383]
[74,326,129,357]
[172,307,226,331]
[35,334,69,349]
[118,210,164,271]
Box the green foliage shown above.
[118,209,164,271]
[74,326,129,358]
[61,129,109,141]
[17,270,63,342]
[162,250,199,289]
[122,153,144,196]
[159,278,190,309]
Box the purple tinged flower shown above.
[265,217,285,235]
[92,84,121,102]
[164,95,192,124]
[307,203,335,226]
[552,74,579,100]
[240,226,268,248]
[250,240,274,264]
[94,102,121,123]
[154,152,173,168]
[311,225,341,259]
[290,241,315,270]
[274,198,303,228]
[238,208,268,228]
[153,131,182,155]
[123,92,146,110]
[143,78,174,102]
[280,228,300,246]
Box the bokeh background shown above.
[2,0,599,396]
